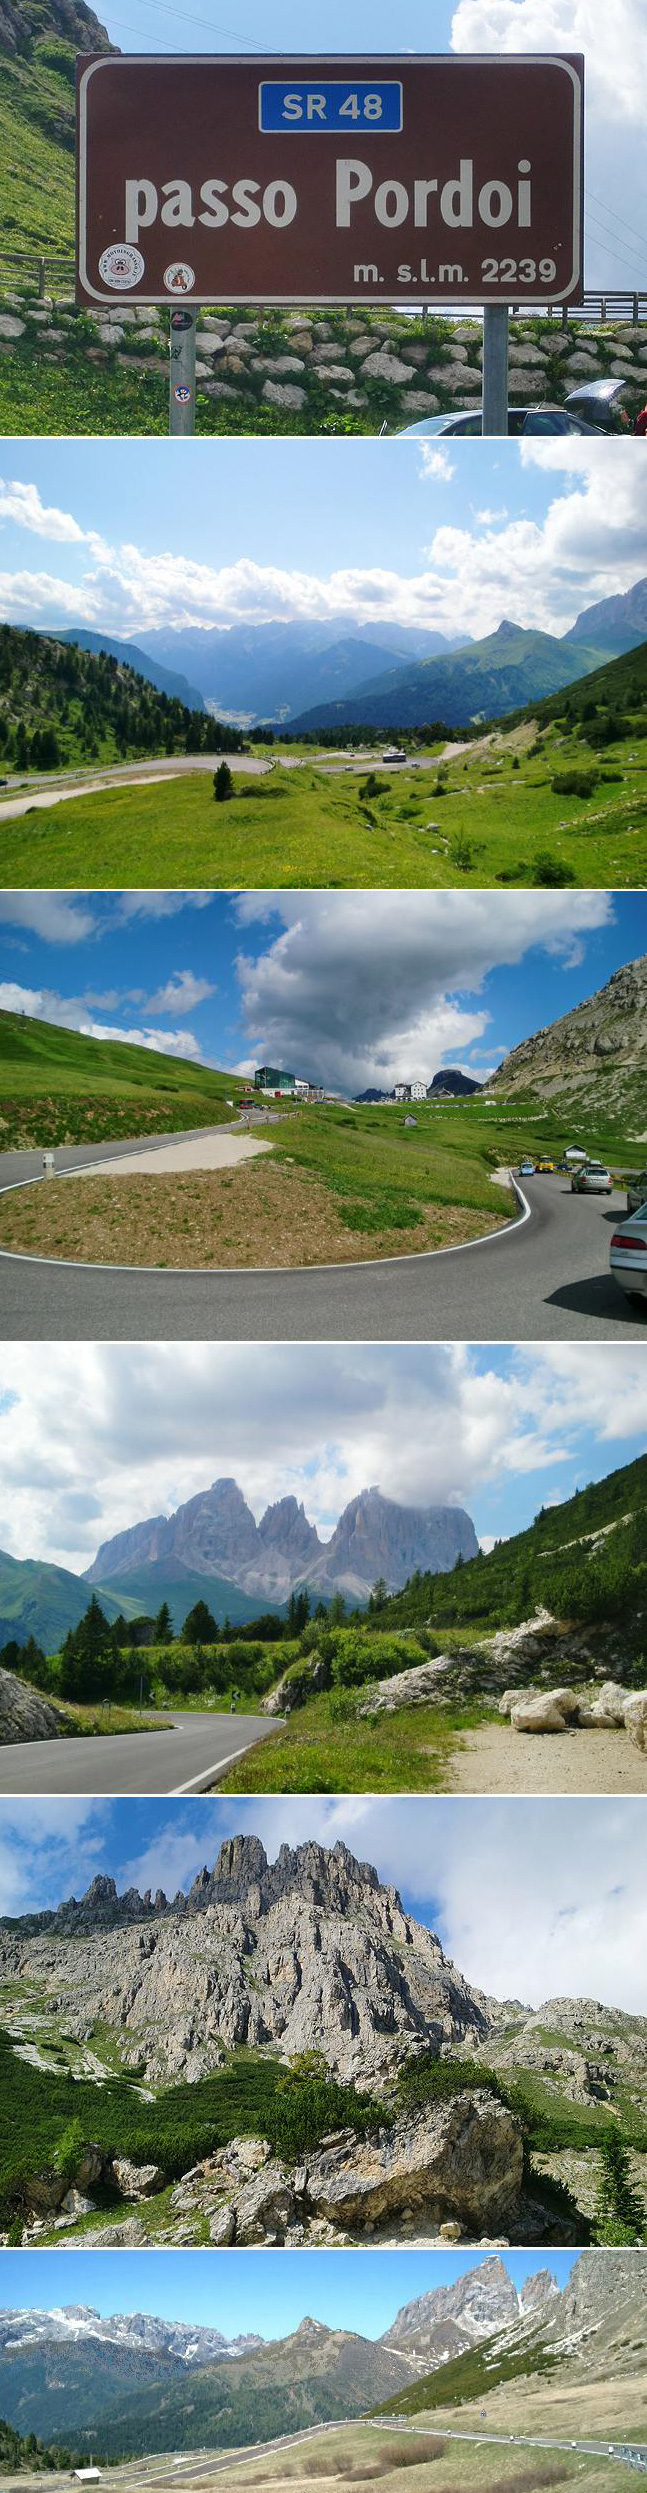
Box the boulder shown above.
[623,1693,647,1750]
[587,1681,634,1727]
[303,2093,523,2235]
[509,1695,570,1732]
[0,1665,69,1745]
[400,391,440,417]
[262,381,307,410]
[360,350,417,384]
[233,2159,297,2245]
[0,314,25,338]
[209,2205,236,2244]
[358,1655,453,1714]
[111,2157,166,2198]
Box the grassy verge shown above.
[216,1693,491,1792]
[56,1701,172,1738]
[233,2422,634,2492]
[3,728,646,887]
[0,1011,248,1150]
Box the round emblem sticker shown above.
[173,384,192,404]
[164,262,196,294]
[98,243,145,290]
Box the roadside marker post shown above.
[482,302,510,434]
[169,307,197,435]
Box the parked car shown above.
[627,1169,647,1214]
[571,1160,613,1194]
[519,1158,535,1176]
[382,746,407,764]
[536,1155,556,1173]
[610,1205,647,1305]
[399,378,633,439]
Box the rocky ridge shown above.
[490,952,647,1117]
[0,1836,491,2086]
[0,1663,69,1745]
[86,1480,478,1606]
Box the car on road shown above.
[519,1158,536,1175]
[610,1204,647,1305]
[627,1168,647,1214]
[571,1160,613,1194]
[382,745,407,763]
[536,1155,556,1173]
[399,379,633,438]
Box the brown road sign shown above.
[76,53,584,308]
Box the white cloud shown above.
[0,443,644,644]
[144,970,215,1015]
[0,894,98,944]
[0,981,203,1060]
[233,889,612,1094]
[0,481,87,545]
[0,1339,645,1581]
[450,0,647,289]
[418,444,456,481]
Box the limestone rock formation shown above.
[85,1479,478,1607]
[0,1836,490,2086]
[490,952,647,1118]
[0,1664,69,1745]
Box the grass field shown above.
[3,720,647,887]
[0,1089,637,1266]
[218,1692,489,1793]
[230,2421,637,2492]
[0,1009,248,1149]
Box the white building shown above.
[409,1080,427,1101]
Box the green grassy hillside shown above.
[0,625,240,775]
[0,2411,69,2474]
[510,634,647,735]
[378,1452,647,1641]
[0,1,104,257]
[0,1009,245,1148]
[0,1548,130,1652]
[291,624,613,733]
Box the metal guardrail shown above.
[0,244,75,297]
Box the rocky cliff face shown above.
[0,1664,68,1745]
[490,953,647,1116]
[0,0,113,56]
[381,2255,526,2363]
[0,2306,261,2363]
[86,1480,478,1605]
[0,1835,489,2087]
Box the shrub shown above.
[531,853,578,886]
[550,767,599,797]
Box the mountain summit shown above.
[86,1480,478,1606]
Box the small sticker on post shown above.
[173,383,192,403]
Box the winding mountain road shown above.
[0,749,436,825]
[0,1153,642,1340]
[0,1709,278,1796]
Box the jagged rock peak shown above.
[0,1836,390,1940]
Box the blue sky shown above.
[0,888,642,1094]
[1,437,645,649]
[89,0,647,292]
[0,2245,577,2337]
[1,1786,646,2016]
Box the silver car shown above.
[627,1169,647,1214]
[571,1160,613,1195]
[610,1205,647,1305]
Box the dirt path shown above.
[450,1718,647,1792]
[74,1133,273,1177]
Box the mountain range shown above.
[86,1480,478,1611]
[491,950,647,1119]
[287,580,647,731]
[133,621,466,725]
[0,2254,641,2457]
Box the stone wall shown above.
[1,289,647,427]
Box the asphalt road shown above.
[0,749,436,822]
[0,1162,643,1340]
[0,1710,277,1796]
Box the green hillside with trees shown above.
[376,1452,647,1641]
[0,2412,71,2474]
[0,1547,129,1654]
[0,626,243,775]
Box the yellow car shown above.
[536,1156,556,1173]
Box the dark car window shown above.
[523,409,570,433]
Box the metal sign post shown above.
[482,302,509,434]
[169,306,197,434]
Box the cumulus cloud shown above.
[450,0,647,287]
[1,442,644,643]
[233,890,612,1094]
[0,980,203,1060]
[144,970,215,1015]
[0,481,88,545]
[0,1339,645,1579]
[0,894,98,944]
